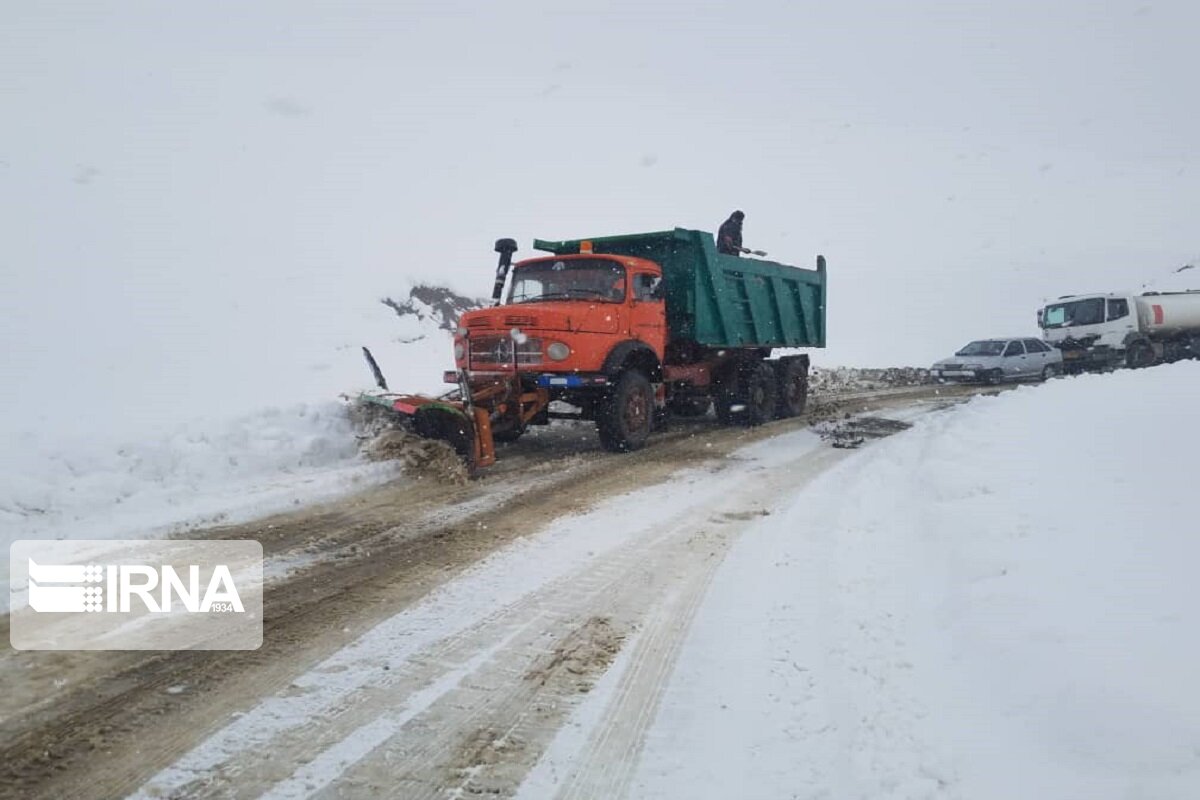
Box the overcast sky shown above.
[2,1,1197,438]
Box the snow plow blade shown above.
[357,393,496,473]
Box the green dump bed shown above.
[533,227,826,349]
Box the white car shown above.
[931,338,1063,384]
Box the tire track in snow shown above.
[517,445,851,800]
[131,434,835,798]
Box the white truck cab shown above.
[1039,291,1200,372]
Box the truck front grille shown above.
[469,335,543,368]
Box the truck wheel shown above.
[596,370,653,452]
[1126,341,1155,369]
[774,360,809,418]
[713,367,740,426]
[744,362,778,426]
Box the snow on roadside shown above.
[0,286,477,606]
[0,402,391,544]
[0,402,405,607]
[629,362,1200,799]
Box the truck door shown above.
[1107,298,1136,341]
[628,272,667,356]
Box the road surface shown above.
[0,383,996,799]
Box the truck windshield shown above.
[1042,297,1105,328]
[509,259,625,304]
[955,340,1006,356]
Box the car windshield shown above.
[1042,297,1105,328]
[955,340,1007,356]
[508,258,625,304]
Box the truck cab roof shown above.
[1051,292,1128,302]
[514,252,661,273]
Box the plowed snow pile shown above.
[626,362,1200,799]
[0,285,475,601]
[0,403,399,549]
[362,430,469,484]
[809,365,931,393]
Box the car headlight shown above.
[454,342,466,359]
[546,342,570,361]
[964,363,983,370]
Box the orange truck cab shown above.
[457,251,668,373]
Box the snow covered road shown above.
[126,430,847,798]
[3,369,1196,799]
[6,382,935,799]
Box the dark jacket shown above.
[717,216,743,256]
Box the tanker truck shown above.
[359,227,827,471]
[1038,290,1200,373]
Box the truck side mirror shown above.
[633,274,664,302]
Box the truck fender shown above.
[602,340,662,381]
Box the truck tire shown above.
[596,370,654,452]
[744,362,778,426]
[774,359,809,418]
[713,366,741,426]
[1126,341,1155,369]
[714,361,776,426]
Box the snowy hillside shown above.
[0,285,477,563]
[626,362,1200,799]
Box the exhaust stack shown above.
[492,238,519,306]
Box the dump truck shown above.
[1038,290,1200,373]
[361,227,827,470]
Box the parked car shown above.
[931,337,1063,384]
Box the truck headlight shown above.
[546,342,570,361]
[454,342,466,359]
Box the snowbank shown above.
[632,362,1200,799]
[809,365,932,393]
[0,402,405,614]
[0,286,478,608]
[0,402,396,545]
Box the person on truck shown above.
[717,210,744,256]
